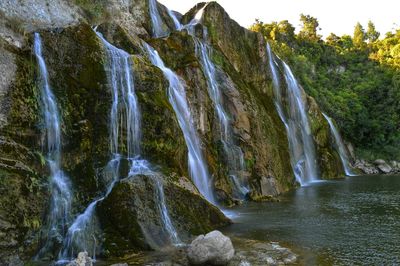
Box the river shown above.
[223,175,400,264]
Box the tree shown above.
[326,33,340,46]
[250,19,267,36]
[366,20,380,42]
[298,14,321,42]
[277,20,296,44]
[353,22,366,47]
[340,35,354,50]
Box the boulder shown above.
[66,251,92,266]
[390,161,400,169]
[373,159,392,174]
[187,230,234,265]
[354,160,379,175]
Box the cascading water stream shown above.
[166,9,182,31]
[266,43,286,124]
[149,0,168,37]
[322,113,356,176]
[183,3,208,33]
[34,33,73,258]
[266,43,318,185]
[161,2,249,197]
[149,0,181,37]
[144,43,216,204]
[193,35,249,197]
[59,31,179,261]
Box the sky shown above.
[158,0,399,38]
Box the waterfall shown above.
[59,31,179,260]
[149,0,182,37]
[144,43,216,204]
[193,34,249,198]
[162,3,248,198]
[149,0,168,37]
[128,159,181,246]
[34,33,73,257]
[266,43,318,185]
[322,113,356,176]
[166,9,182,31]
[152,176,180,244]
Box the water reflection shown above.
[223,175,400,264]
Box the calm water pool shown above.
[223,175,400,265]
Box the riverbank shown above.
[354,159,400,175]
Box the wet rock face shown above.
[187,230,235,265]
[150,12,294,200]
[307,95,343,179]
[38,23,111,205]
[0,48,16,128]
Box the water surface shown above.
[223,175,400,265]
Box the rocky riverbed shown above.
[69,231,298,266]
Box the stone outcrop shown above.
[0,0,81,32]
[98,175,230,257]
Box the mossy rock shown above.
[307,95,343,179]
[38,23,110,206]
[97,174,229,257]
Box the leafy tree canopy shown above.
[250,17,400,160]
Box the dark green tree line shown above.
[250,17,400,159]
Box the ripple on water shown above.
[222,175,400,264]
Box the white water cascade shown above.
[34,33,73,257]
[149,0,182,37]
[266,43,318,185]
[149,0,168,37]
[194,36,249,197]
[322,113,356,176]
[59,31,179,261]
[144,43,216,204]
[167,3,249,198]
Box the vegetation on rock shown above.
[251,17,400,160]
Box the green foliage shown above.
[366,20,380,43]
[298,14,322,42]
[251,18,400,160]
[353,22,366,47]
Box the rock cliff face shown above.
[0,0,344,263]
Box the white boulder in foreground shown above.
[187,230,235,265]
[66,251,92,266]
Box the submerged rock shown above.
[187,230,235,265]
[66,251,93,266]
[228,239,297,266]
